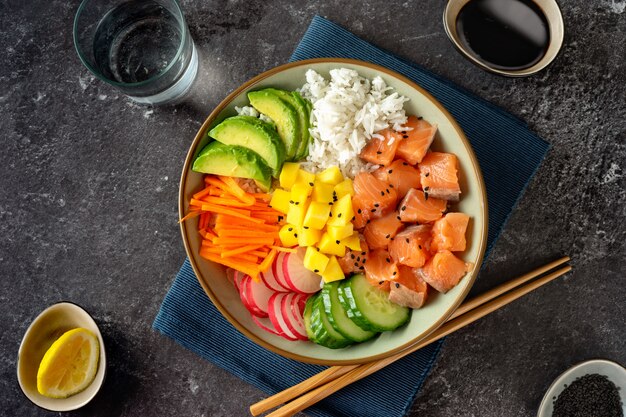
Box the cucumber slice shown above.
[321,282,377,343]
[309,295,352,349]
[303,294,318,343]
[338,274,411,332]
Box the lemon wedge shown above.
[36,328,100,398]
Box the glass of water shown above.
[73,0,198,105]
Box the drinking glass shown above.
[73,0,198,105]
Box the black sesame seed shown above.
[328,202,333,205]
[390,237,394,241]
[295,202,300,205]
[294,233,298,237]
[354,262,359,267]
[424,192,429,201]
[268,205,272,208]
[425,172,430,177]
[395,282,400,288]
[374,203,379,207]
[424,186,430,191]
[393,271,397,276]
[397,216,402,221]
[351,216,355,221]
[335,240,340,244]
[278,216,283,221]
[401,206,406,211]
[386,258,390,263]
[371,208,377,213]
[385,234,390,239]
[388,169,393,174]
[386,189,390,194]
[356,256,361,261]
[309,182,314,186]
[357,209,362,214]
[406,238,410,243]
[289,200,294,204]
[351,254,355,259]
[359,266,364,270]
[379,281,384,285]
[314,269,319,273]
[380,191,385,196]
[403,162,408,166]
[389,184,394,188]
[418,245,422,249]
[417,116,423,120]
[288,227,293,231]
[402,135,408,139]
[376,151,382,155]
[338,213,342,218]
[303,226,309,229]
[366,220,371,224]
[329,212,333,217]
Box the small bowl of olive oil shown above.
[443,0,564,76]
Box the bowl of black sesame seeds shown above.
[538,359,626,417]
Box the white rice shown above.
[299,68,409,178]
[234,105,274,125]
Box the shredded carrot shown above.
[269,246,297,253]
[213,237,275,246]
[216,229,279,238]
[249,250,270,257]
[200,251,259,277]
[259,248,278,273]
[221,244,263,258]
[228,253,259,263]
[199,196,255,207]
[218,176,256,205]
[199,204,264,223]
[193,187,213,200]
[198,213,210,230]
[179,210,201,223]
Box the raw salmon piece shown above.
[363,212,404,250]
[352,199,370,230]
[373,159,421,199]
[399,188,447,223]
[364,249,399,291]
[352,172,398,220]
[338,235,369,274]
[418,250,472,293]
[359,129,402,166]
[388,225,432,268]
[419,152,461,201]
[396,116,438,165]
[431,213,470,252]
[388,266,429,308]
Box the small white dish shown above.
[537,359,626,417]
[17,302,107,411]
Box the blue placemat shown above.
[154,16,550,417]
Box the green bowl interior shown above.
[180,60,487,364]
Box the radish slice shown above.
[261,264,291,292]
[292,293,308,316]
[239,275,267,318]
[280,293,308,340]
[273,252,293,291]
[282,248,323,294]
[245,274,276,316]
[268,293,299,340]
[252,316,297,341]
[233,270,245,292]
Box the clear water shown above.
[92,0,183,84]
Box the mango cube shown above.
[303,246,329,274]
[279,162,300,190]
[296,169,316,187]
[318,232,346,257]
[291,182,311,204]
[286,201,307,227]
[342,232,361,251]
[279,224,299,247]
[327,194,354,227]
[311,182,335,203]
[321,256,345,283]
[269,189,291,214]
[316,166,343,185]
[303,201,330,230]
[327,223,353,240]
[334,179,354,199]
[298,227,322,247]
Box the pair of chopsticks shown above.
[250,256,571,417]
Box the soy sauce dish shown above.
[443,0,564,76]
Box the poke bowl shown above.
[179,58,488,365]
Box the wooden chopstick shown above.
[250,257,571,416]
[264,264,572,417]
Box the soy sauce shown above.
[456,0,550,71]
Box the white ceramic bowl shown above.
[537,359,626,417]
[180,58,488,365]
[17,302,107,411]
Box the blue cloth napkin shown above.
[153,16,550,417]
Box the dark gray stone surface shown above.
[1,0,625,416]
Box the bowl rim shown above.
[178,57,488,365]
[16,301,107,412]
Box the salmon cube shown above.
[431,213,470,252]
[363,212,403,250]
[399,188,447,223]
[396,116,437,165]
[389,225,432,268]
[373,159,421,199]
[419,152,461,202]
[417,250,472,293]
[359,129,402,166]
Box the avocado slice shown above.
[208,116,285,177]
[192,141,271,190]
[261,89,312,160]
[248,90,300,160]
